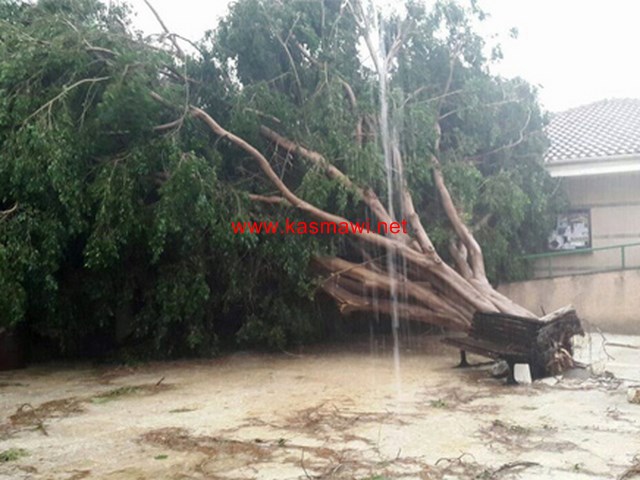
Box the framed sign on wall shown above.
[547,210,591,251]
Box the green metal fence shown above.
[523,242,640,278]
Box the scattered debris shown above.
[619,455,640,479]
[141,425,437,479]
[491,460,540,477]
[429,399,448,408]
[606,342,640,350]
[8,399,84,436]
[0,342,637,479]
[91,380,172,404]
[491,361,509,379]
[1,381,171,437]
[607,407,633,423]
[547,370,625,392]
[478,418,579,455]
[141,427,274,461]
[537,376,560,386]
[490,419,531,436]
[168,407,198,413]
[284,402,407,436]
[65,470,91,480]
[0,382,26,388]
[435,453,540,479]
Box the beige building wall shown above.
[533,171,640,277]
[498,269,640,333]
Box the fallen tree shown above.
[188,102,532,331]
[0,0,575,357]
[188,95,583,374]
[169,0,563,333]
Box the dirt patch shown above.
[140,426,342,477]
[435,454,541,479]
[0,382,26,388]
[141,427,274,460]
[419,375,547,415]
[3,398,85,437]
[9,398,84,426]
[420,384,501,414]
[479,418,579,454]
[61,471,91,480]
[1,380,172,438]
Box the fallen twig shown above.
[492,461,540,477]
[595,328,615,361]
[606,342,640,350]
[15,404,48,436]
[619,455,640,479]
[300,449,314,479]
[435,452,476,466]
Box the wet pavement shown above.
[0,333,639,479]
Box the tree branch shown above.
[248,194,287,205]
[0,203,18,221]
[23,77,110,125]
[393,143,437,256]
[315,256,468,326]
[319,274,468,330]
[449,239,473,279]
[184,102,499,314]
[259,126,415,245]
[150,89,511,319]
[142,0,185,58]
[468,108,533,161]
[432,153,486,279]
[190,105,418,257]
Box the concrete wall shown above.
[534,171,640,277]
[564,170,640,247]
[498,269,640,333]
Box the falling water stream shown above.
[367,4,403,394]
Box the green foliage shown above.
[212,0,563,285]
[0,0,326,356]
[0,0,562,358]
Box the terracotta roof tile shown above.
[544,98,640,163]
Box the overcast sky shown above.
[126,0,640,113]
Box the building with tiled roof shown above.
[531,98,640,276]
[544,98,640,176]
[499,99,640,332]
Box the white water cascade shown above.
[365,2,404,392]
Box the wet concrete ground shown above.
[0,333,639,479]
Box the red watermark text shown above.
[231,218,408,235]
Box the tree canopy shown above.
[0,0,563,357]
